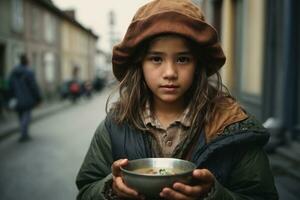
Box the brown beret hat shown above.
[112,0,226,81]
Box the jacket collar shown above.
[204,97,248,143]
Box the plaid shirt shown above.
[142,102,192,157]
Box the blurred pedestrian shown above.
[92,75,105,92]
[69,66,82,103]
[8,54,41,142]
[76,0,278,199]
[83,80,93,99]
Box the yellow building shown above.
[199,0,266,118]
[60,10,98,83]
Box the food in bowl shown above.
[134,167,184,175]
[121,158,196,198]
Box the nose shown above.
[162,61,178,80]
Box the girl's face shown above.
[142,35,196,106]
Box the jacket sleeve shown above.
[207,146,278,200]
[76,119,114,200]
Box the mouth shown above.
[160,84,179,88]
[160,85,179,92]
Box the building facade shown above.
[0,0,98,102]
[0,0,61,99]
[196,0,300,145]
[25,0,61,98]
[60,16,98,83]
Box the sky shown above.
[52,0,150,52]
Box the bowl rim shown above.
[120,158,197,177]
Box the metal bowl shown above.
[120,158,196,198]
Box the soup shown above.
[133,167,183,175]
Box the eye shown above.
[177,56,191,64]
[149,56,163,64]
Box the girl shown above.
[76,0,278,199]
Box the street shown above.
[0,88,299,200]
[0,90,110,200]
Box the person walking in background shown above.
[8,54,41,142]
[76,0,278,199]
[69,66,82,103]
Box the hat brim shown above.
[112,11,226,81]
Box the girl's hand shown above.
[111,159,144,199]
[160,169,215,200]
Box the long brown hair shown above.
[107,34,230,133]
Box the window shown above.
[44,52,55,83]
[44,13,56,44]
[240,0,265,97]
[11,0,24,32]
[12,45,24,68]
[31,7,40,40]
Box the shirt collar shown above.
[142,101,192,128]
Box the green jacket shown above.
[76,99,278,199]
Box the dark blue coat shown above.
[9,65,41,111]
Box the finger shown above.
[113,176,140,198]
[112,159,128,176]
[191,169,215,196]
[160,187,195,200]
[113,181,131,198]
[193,169,214,183]
[113,184,142,200]
[172,182,203,197]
